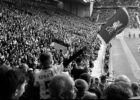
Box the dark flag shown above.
[63,46,87,67]
[98,7,129,43]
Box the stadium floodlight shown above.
[83,0,95,3]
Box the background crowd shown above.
[0,0,140,100]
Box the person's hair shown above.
[76,57,82,65]
[49,73,75,100]
[115,81,133,98]
[95,78,99,84]
[39,52,52,62]
[131,82,139,96]
[115,75,131,83]
[104,83,130,100]
[0,69,26,99]
[19,63,29,72]
[131,82,139,91]
[39,52,53,67]
[100,75,106,83]
[0,65,10,73]
[75,79,88,92]
[75,79,88,99]
[80,73,91,86]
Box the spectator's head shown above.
[75,79,88,93]
[104,83,130,100]
[49,73,76,100]
[115,75,131,84]
[114,75,132,97]
[0,69,27,99]
[100,75,107,84]
[131,82,139,91]
[19,63,29,72]
[80,73,91,87]
[39,52,53,68]
[71,61,77,69]
[115,81,133,98]
[95,78,99,86]
[0,64,11,73]
[76,57,82,66]
[90,77,95,87]
[131,82,139,96]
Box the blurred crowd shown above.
[92,9,115,23]
[92,8,139,28]
[0,1,101,68]
[1,51,140,100]
[0,1,101,100]
[1,1,140,100]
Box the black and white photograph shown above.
[0,0,140,100]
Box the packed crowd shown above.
[1,1,140,100]
[98,0,138,7]
[0,1,101,68]
[0,1,102,100]
[103,43,112,77]
[98,9,115,23]
[92,8,139,28]
[128,9,140,28]
[92,0,139,28]
[1,48,140,100]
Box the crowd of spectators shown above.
[92,8,140,28]
[1,0,140,100]
[0,1,102,100]
[0,1,101,68]
[103,43,112,77]
[97,0,139,7]
[128,9,140,28]
[95,9,115,23]
[2,51,140,100]
[92,0,140,28]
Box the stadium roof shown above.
[60,0,90,4]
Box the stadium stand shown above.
[0,0,140,100]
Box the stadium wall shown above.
[63,1,90,17]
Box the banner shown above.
[50,39,70,54]
[63,46,87,67]
[98,7,129,43]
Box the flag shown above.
[98,7,129,44]
[50,39,70,54]
[63,46,87,67]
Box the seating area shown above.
[0,1,101,67]
[0,1,140,100]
